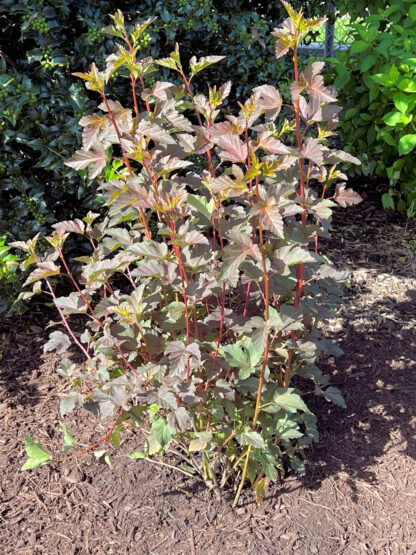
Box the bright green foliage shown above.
[21,435,52,470]
[0,235,24,313]
[18,4,361,505]
[331,0,416,216]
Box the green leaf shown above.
[410,4,416,21]
[94,450,114,470]
[343,108,357,121]
[236,429,265,450]
[222,340,262,380]
[360,55,377,72]
[187,194,215,225]
[393,92,411,114]
[255,477,266,506]
[350,40,368,53]
[21,435,52,471]
[323,386,346,408]
[389,64,399,84]
[156,57,179,71]
[254,450,278,481]
[382,192,395,210]
[273,388,310,414]
[131,17,156,44]
[59,422,77,454]
[398,134,416,156]
[371,73,393,87]
[189,431,213,452]
[151,418,174,449]
[398,78,416,93]
[382,111,411,126]
[128,451,146,459]
[189,55,225,77]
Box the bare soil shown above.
[1,195,416,554]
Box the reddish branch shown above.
[56,409,125,463]
[100,93,151,240]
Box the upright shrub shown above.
[17,3,361,506]
[331,1,416,216]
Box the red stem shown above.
[101,93,151,240]
[285,39,307,388]
[45,279,91,359]
[56,409,124,463]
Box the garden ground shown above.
[1,193,415,554]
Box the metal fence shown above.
[300,2,354,59]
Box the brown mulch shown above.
[1,195,416,554]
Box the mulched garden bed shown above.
[1,194,415,554]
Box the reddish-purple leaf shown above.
[24,261,60,286]
[271,27,293,59]
[181,230,209,245]
[301,137,324,166]
[255,131,290,154]
[208,121,235,138]
[253,84,282,120]
[217,134,247,163]
[334,183,362,207]
[99,100,133,134]
[52,219,85,234]
[165,341,201,379]
[142,81,174,101]
[292,62,337,104]
[135,119,175,146]
[324,150,361,165]
[44,331,71,355]
[251,199,284,237]
[221,234,261,280]
[79,114,107,150]
[65,148,107,179]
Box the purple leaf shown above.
[253,84,282,120]
[65,148,107,179]
[165,342,201,379]
[334,183,362,207]
[217,134,247,163]
[251,199,284,237]
[301,137,324,166]
[52,219,85,234]
[292,62,337,104]
[24,261,60,286]
[255,131,290,154]
[44,331,71,355]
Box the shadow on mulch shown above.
[0,307,48,408]
[306,294,416,492]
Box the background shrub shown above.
[330,0,416,216]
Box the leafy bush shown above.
[331,1,416,216]
[15,3,362,505]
